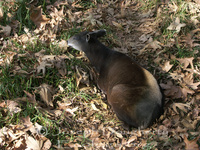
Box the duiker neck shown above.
[83,40,113,72]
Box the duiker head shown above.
[67,29,106,51]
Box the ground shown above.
[0,0,200,149]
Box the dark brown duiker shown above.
[67,29,164,129]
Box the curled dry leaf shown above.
[127,135,137,144]
[80,12,103,27]
[41,137,52,150]
[181,119,196,130]
[35,49,46,59]
[53,55,68,76]
[58,85,65,93]
[75,66,90,87]
[36,83,55,107]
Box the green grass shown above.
[0,15,97,146]
[75,0,96,9]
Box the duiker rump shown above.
[67,29,164,129]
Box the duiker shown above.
[67,29,164,129]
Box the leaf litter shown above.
[0,0,200,149]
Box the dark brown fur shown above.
[67,30,164,129]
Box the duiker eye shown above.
[73,37,77,40]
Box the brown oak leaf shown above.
[177,57,194,70]
[30,6,50,29]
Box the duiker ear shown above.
[88,29,106,39]
[93,29,106,38]
[86,34,90,42]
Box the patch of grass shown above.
[76,0,96,9]
[0,67,30,99]
[138,0,157,11]
[176,47,196,58]
[15,0,33,34]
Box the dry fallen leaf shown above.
[148,37,162,50]
[183,72,200,90]
[161,61,173,72]
[127,135,137,144]
[36,54,68,76]
[172,103,190,114]
[191,16,199,25]
[181,86,195,99]
[23,90,37,104]
[0,117,51,150]
[139,34,150,43]
[75,66,90,87]
[26,136,43,150]
[30,6,50,29]
[36,61,53,76]
[168,1,178,13]
[58,39,68,50]
[184,135,199,150]
[0,25,11,36]
[36,83,54,107]
[160,81,183,98]
[65,107,78,116]
[6,100,21,115]
[41,137,52,150]
[0,7,3,20]
[2,51,17,66]
[177,57,194,70]
[112,21,123,29]
[167,17,186,33]
[107,127,123,139]
[21,116,33,129]
[169,72,184,81]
